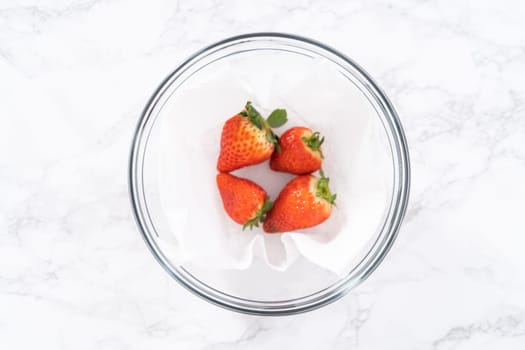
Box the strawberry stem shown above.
[316,169,336,205]
[242,198,274,230]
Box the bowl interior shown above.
[130,34,408,314]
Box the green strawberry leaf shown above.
[316,169,336,205]
[274,138,282,153]
[242,198,274,230]
[301,131,325,158]
[261,198,274,213]
[266,132,281,153]
[243,101,265,130]
[240,102,285,153]
[266,109,288,128]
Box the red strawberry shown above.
[270,127,324,175]
[217,102,288,172]
[216,173,273,230]
[263,170,336,233]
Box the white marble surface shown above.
[2,0,525,348]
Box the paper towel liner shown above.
[156,58,391,276]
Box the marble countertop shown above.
[2,0,525,349]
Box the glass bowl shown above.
[129,33,410,315]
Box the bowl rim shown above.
[129,32,411,316]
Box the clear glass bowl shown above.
[129,33,410,315]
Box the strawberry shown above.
[217,101,288,172]
[216,173,273,230]
[263,170,336,233]
[270,127,324,175]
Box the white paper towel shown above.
[156,57,391,276]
